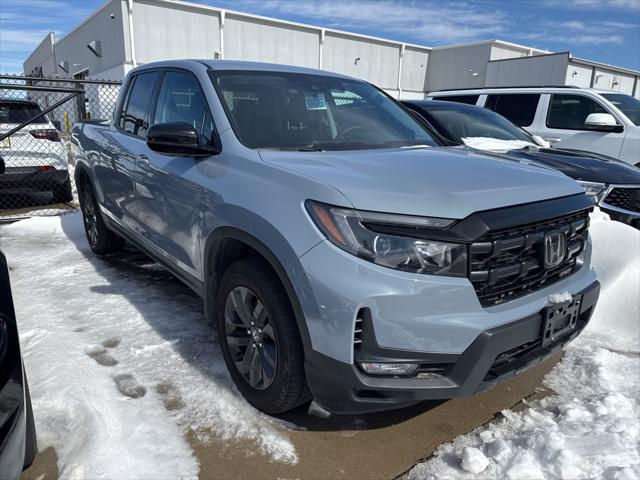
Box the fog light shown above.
[359,362,418,376]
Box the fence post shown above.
[76,84,87,120]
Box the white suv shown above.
[0,99,73,204]
[427,87,640,167]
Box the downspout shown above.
[319,29,325,69]
[127,0,137,68]
[397,44,405,99]
[219,11,225,59]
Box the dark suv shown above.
[0,248,37,479]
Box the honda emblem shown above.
[544,231,567,268]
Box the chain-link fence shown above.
[0,74,122,221]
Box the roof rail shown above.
[432,85,581,92]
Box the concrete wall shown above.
[401,46,429,95]
[23,33,57,76]
[20,0,638,100]
[489,44,529,61]
[323,33,400,89]
[486,52,569,87]
[133,0,220,64]
[224,14,318,67]
[566,60,639,97]
[566,62,593,88]
[426,43,493,91]
[53,0,128,78]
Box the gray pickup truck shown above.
[72,60,599,415]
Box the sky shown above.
[0,0,639,75]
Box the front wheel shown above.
[78,180,124,255]
[216,258,311,414]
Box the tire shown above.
[78,179,124,255]
[52,177,73,203]
[216,258,311,414]
[23,373,37,470]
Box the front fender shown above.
[202,213,321,349]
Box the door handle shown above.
[135,154,150,167]
[544,137,561,143]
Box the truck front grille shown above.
[469,209,590,307]
[602,187,640,214]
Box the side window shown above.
[120,72,160,137]
[152,71,215,143]
[433,95,479,105]
[546,94,607,130]
[485,94,540,127]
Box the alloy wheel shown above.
[81,189,99,248]
[224,286,278,390]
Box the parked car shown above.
[403,99,640,229]
[0,245,37,478]
[426,87,640,167]
[72,60,600,415]
[0,99,73,204]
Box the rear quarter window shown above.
[485,93,540,127]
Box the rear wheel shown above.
[216,258,311,414]
[52,177,73,203]
[78,180,124,255]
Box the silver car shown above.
[72,60,600,414]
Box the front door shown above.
[134,70,217,281]
[536,93,626,158]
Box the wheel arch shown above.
[203,226,313,349]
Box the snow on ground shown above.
[407,212,640,480]
[0,213,298,479]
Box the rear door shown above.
[97,71,160,228]
[133,69,217,281]
[484,93,542,133]
[536,93,626,157]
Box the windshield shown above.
[0,101,47,124]
[209,71,437,151]
[418,105,534,144]
[602,93,640,126]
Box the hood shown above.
[504,147,640,185]
[259,146,584,219]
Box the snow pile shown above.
[462,137,538,152]
[406,214,640,480]
[0,214,298,479]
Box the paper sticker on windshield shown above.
[305,93,327,110]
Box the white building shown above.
[23,0,640,99]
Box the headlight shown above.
[305,200,467,276]
[577,181,606,200]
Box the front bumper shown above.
[306,280,599,414]
[599,184,640,229]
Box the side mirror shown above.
[584,113,622,132]
[147,122,218,156]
